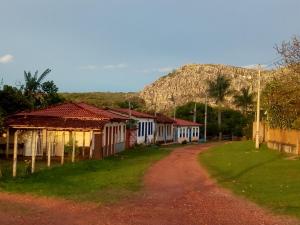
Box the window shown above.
[145,122,148,136]
[196,127,199,137]
[138,122,141,137]
[142,122,144,136]
[179,128,182,138]
[148,122,151,135]
[150,122,153,135]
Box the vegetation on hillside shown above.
[199,141,300,218]
[61,92,138,108]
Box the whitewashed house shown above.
[154,113,174,143]
[5,102,128,162]
[174,118,201,143]
[108,108,155,145]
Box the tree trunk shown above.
[218,102,222,141]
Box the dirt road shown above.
[0,144,298,225]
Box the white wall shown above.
[156,123,173,143]
[136,118,155,144]
[175,126,200,143]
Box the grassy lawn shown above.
[199,141,300,218]
[0,145,172,203]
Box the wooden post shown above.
[12,130,18,177]
[61,131,65,165]
[6,129,9,159]
[297,138,300,155]
[89,131,93,159]
[31,131,36,173]
[47,131,51,167]
[255,65,261,149]
[72,131,76,163]
[82,131,85,158]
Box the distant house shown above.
[108,108,155,145]
[174,118,202,143]
[155,113,175,143]
[4,103,127,168]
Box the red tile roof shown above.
[155,113,175,124]
[108,108,155,119]
[174,118,202,126]
[6,102,127,129]
[76,103,128,121]
[16,102,108,120]
[6,116,108,129]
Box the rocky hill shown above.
[140,64,274,112]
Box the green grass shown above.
[0,145,171,204]
[199,141,300,218]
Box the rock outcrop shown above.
[140,64,274,112]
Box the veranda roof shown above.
[5,102,127,130]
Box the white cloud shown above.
[79,65,98,70]
[139,67,175,74]
[0,54,14,64]
[157,67,173,73]
[103,63,128,70]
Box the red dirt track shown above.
[0,144,298,225]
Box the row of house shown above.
[3,102,201,169]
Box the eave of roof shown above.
[174,118,202,126]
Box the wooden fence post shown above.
[61,131,65,165]
[47,132,51,167]
[31,131,37,173]
[72,131,76,163]
[12,130,19,177]
[297,138,300,155]
[89,131,93,159]
[82,131,85,158]
[6,129,9,159]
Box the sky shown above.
[0,0,299,92]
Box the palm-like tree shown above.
[233,87,254,115]
[23,69,51,108]
[207,74,231,141]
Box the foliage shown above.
[263,72,300,129]
[22,69,64,109]
[0,145,171,203]
[263,36,300,129]
[61,92,135,108]
[117,96,146,111]
[207,74,232,104]
[0,85,31,115]
[207,74,232,140]
[275,35,300,74]
[199,141,300,218]
[233,87,254,114]
[176,102,248,137]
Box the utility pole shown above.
[255,64,261,149]
[193,102,197,122]
[204,94,208,142]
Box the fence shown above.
[253,122,300,155]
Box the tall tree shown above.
[233,87,254,115]
[263,36,300,129]
[275,35,300,74]
[23,69,51,108]
[207,74,231,141]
